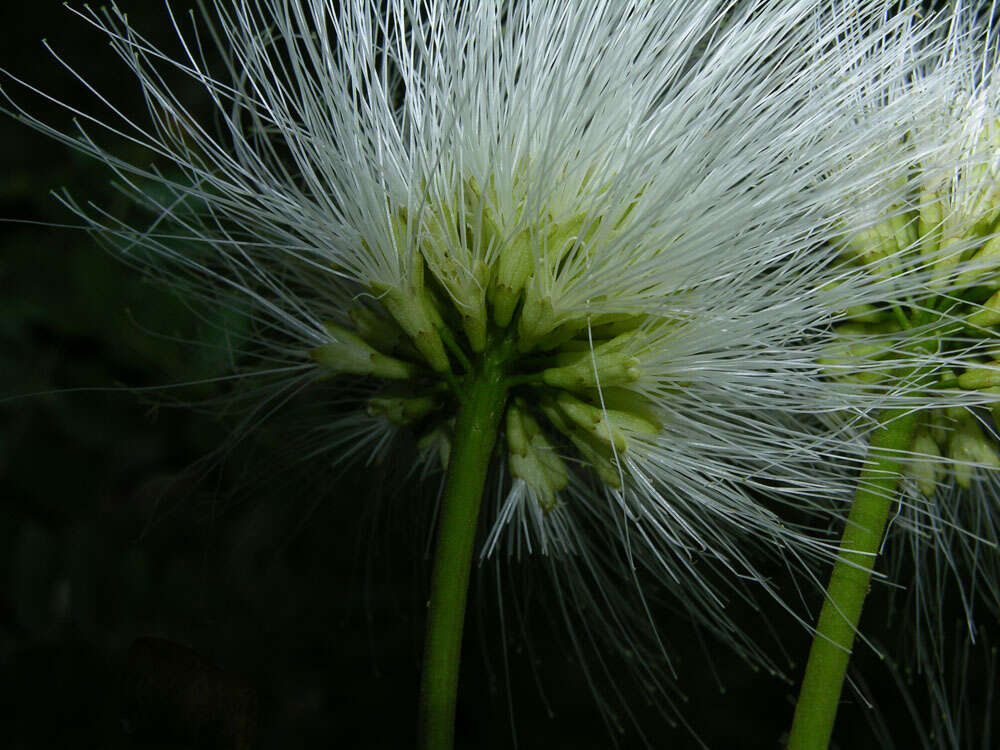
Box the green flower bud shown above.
[550,390,657,453]
[843,303,884,324]
[371,254,451,373]
[541,336,641,390]
[948,417,1000,488]
[907,431,942,498]
[965,289,1000,328]
[538,398,621,488]
[349,307,419,359]
[419,202,490,352]
[517,280,558,351]
[491,229,533,328]
[817,324,889,369]
[956,234,1000,288]
[310,322,421,380]
[506,402,568,513]
[367,393,438,424]
[957,363,1000,390]
[917,187,944,256]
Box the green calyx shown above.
[308,182,664,511]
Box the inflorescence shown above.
[825,121,1000,496]
[309,177,663,511]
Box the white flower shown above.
[1,0,938,739]
[817,3,1000,739]
[829,2,1000,576]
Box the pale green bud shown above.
[371,254,450,373]
[932,234,964,285]
[844,219,902,275]
[907,431,942,498]
[506,403,568,513]
[963,136,1000,233]
[349,307,419,359]
[532,322,582,352]
[884,212,917,253]
[927,409,951,447]
[957,363,1000,390]
[546,214,589,259]
[843,303,884,324]
[310,322,420,380]
[956,233,1000,288]
[593,388,663,431]
[517,280,558,351]
[843,227,883,261]
[586,314,647,339]
[817,325,888,368]
[533,313,647,352]
[836,372,888,386]
[538,399,621,488]
[455,260,491,352]
[966,289,1000,328]
[367,393,438,424]
[552,391,627,452]
[541,336,641,390]
[948,417,1000,488]
[419,201,490,351]
[469,176,533,330]
[491,229,533,328]
[551,391,658,453]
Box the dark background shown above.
[1,2,994,748]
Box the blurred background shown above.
[1,2,995,748]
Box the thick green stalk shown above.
[787,408,920,749]
[418,333,512,750]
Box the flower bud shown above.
[349,307,419,359]
[506,402,568,512]
[957,363,1000,390]
[966,289,1000,328]
[948,418,1000,488]
[490,230,533,328]
[310,322,420,380]
[518,280,558,351]
[541,336,641,390]
[907,431,942,498]
[367,393,438,424]
[371,265,451,373]
[538,399,622,488]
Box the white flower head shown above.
[821,4,1000,728]
[827,2,1000,490]
[1,0,946,738]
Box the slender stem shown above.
[418,331,513,750]
[787,407,920,749]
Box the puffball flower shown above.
[813,10,1000,741]
[827,3,1000,609]
[1,0,937,739]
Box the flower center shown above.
[309,179,662,510]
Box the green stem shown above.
[787,407,920,749]
[418,331,513,750]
